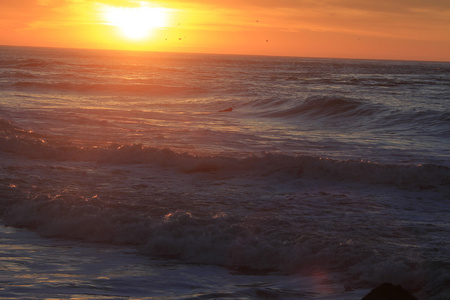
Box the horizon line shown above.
[1,43,449,64]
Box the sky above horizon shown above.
[1,0,450,61]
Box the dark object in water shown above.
[219,107,233,112]
[362,283,418,300]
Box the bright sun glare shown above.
[101,5,169,40]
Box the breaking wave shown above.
[0,181,433,293]
[1,118,448,188]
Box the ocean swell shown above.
[256,95,383,119]
[249,95,450,136]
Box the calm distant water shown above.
[0,45,449,299]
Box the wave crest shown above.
[1,119,448,188]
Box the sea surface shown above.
[0,45,449,299]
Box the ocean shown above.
[0,45,449,299]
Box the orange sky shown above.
[1,0,449,61]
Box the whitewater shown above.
[0,45,449,299]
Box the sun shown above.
[101,4,169,40]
